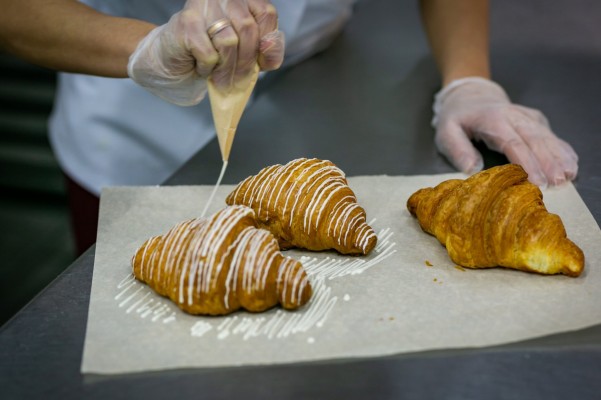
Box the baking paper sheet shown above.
[82,174,601,374]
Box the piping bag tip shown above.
[203,64,259,217]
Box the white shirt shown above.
[49,0,354,195]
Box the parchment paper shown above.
[82,174,601,374]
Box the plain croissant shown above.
[131,205,312,315]
[226,158,377,255]
[407,164,584,277]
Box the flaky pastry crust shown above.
[407,164,584,277]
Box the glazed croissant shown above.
[131,205,312,315]
[407,164,584,277]
[225,158,377,255]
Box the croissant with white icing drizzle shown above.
[226,158,377,255]
[407,164,584,276]
[131,205,312,315]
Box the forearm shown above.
[0,0,155,77]
[419,0,490,86]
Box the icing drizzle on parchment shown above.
[115,220,396,341]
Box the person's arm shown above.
[419,0,490,85]
[0,0,155,77]
[418,0,578,187]
[0,0,285,106]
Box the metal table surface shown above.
[2,0,601,398]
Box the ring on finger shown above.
[207,18,232,38]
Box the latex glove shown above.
[432,77,578,187]
[128,0,285,106]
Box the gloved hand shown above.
[432,77,578,187]
[128,0,285,106]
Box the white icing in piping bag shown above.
[208,63,259,162]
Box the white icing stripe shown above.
[138,237,152,281]
[249,165,279,210]
[241,172,261,205]
[288,164,336,226]
[223,227,253,308]
[242,231,262,292]
[326,195,355,239]
[313,184,345,231]
[358,225,376,252]
[268,159,307,217]
[303,179,343,232]
[289,263,306,306]
[173,221,199,299]
[179,221,207,304]
[201,208,249,292]
[126,292,151,314]
[344,214,363,248]
[281,259,294,304]
[214,226,250,289]
[166,220,199,292]
[301,227,396,279]
[282,159,323,221]
[117,274,135,290]
[333,203,360,245]
[211,276,335,340]
[296,275,310,306]
[157,221,187,284]
[260,252,279,290]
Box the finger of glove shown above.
[247,0,278,38]
[514,104,551,128]
[205,5,239,91]
[513,121,579,185]
[435,122,484,174]
[174,9,220,78]
[222,0,260,79]
[209,30,239,91]
[258,30,284,70]
[478,121,548,187]
[557,136,579,162]
[558,138,579,180]
[247,0,283,70]
[515,105,579,178]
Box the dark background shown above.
[0,52,74,326]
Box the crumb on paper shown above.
[454,265,466,272]
[389,316,395,321]
[433,278,437,282]
[425,260,433,267]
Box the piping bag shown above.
[201,63,260,217]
